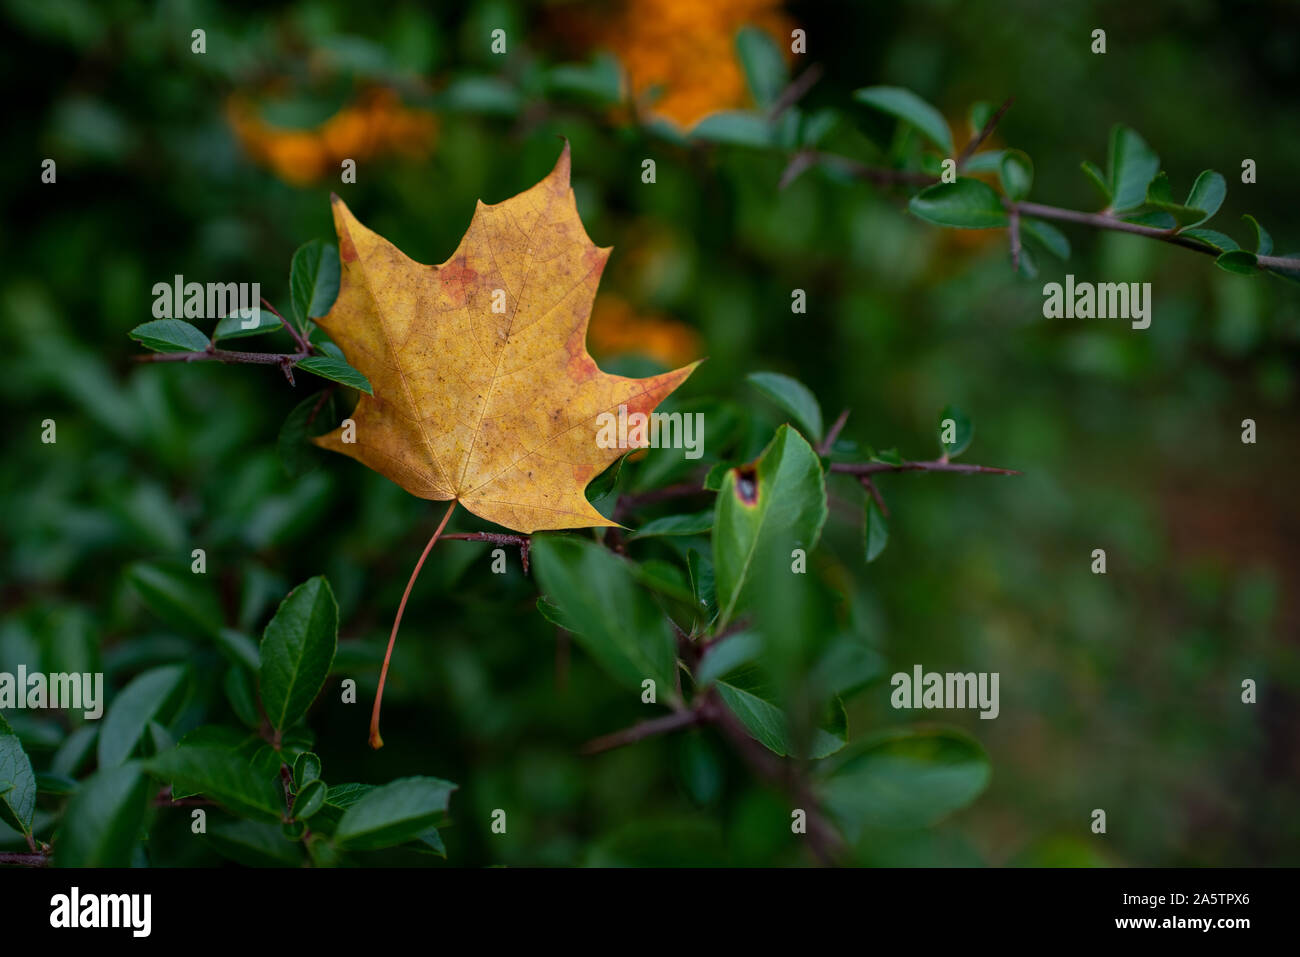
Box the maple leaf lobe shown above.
[311,144,698,533]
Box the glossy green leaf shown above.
[746,370,823,441]
[295,355,373,395]
[290,239,341,331]
[736,25,786,109]
[1106,126,1160,212]
[532,536,677,692]
[909,178,1009,229]
[854,86,953,154]
[1183,170,1226,225]
[864,494,888,563]
[716,671,846,758]
[937,403,973,458]
[821,728,991,839]
[713,425,828,627]
[292,778,328,821]
[213,307,281,341]
[148,744,284,821]
[97,664,189,767]
[55,763,150,866]
[1216,250,1259,275]
[129,319,209,353]
[629,510,714,539]
[690,111,773,148]
[0,714,36,836]
[998,149,1032,201]
[334,776,457,850]
[125,562,223,638]
[258,576,339,732]
[1079,159,1111,203]
[1020,218,1070,259]
[206,818,305,867]
[293,751,322,788]
[1181,228,1239,253]
[1242,214,1273,256]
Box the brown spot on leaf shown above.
[734,465,759,505]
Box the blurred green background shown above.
[2,0,1297,866]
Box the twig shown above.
[831,459,1020,477]
[769,64,824,121]
[1008,204,1022,272]
[818,409,850,455]
[442,532,532,573]
[858,475,890,517]
[957,96,1014,167]
[580,708,703,755]
[261,297,314,355]
[0,850,50,867]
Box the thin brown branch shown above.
[0,850,49,867]
[442,532,532,573]
[769,64,824,121]
[580,708,702,755]
[858,475,890,517]
[818,409,850,455]
[832,459,1020,477]
[957,96,1014,166]
[261,297,314,355]
[1008,204,1022,272]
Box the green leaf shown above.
[585,454,626,503]
[293,752,322,788]
[937,404,973,458]
[1106,126,1160,212]
[295,355,373,395]
[125,562,224,638]
[224,665,260,728]
[1020,218,1070,259]
[206,818,305,867]
[545,53,623,104]
[1181,228,1239,253]
[967,101,993,137]
[736,25,786,108]
[324,782,373,810]
[278,391,338,478]
[959,150,1004,174]
[690,111,773,148]
[746,371,823,441]
[1216,250,1259,275]
[213,307,281,341]
[713,425,828,627]
[1145,171,1223,229]
[129,319,210,354]
[1183,170,1226,225]
[1079,160,1111,203]
[55,763,150,866]
[909,178,1009,229]
[532,536,678,693]
[148,745,284,821]
[292,778,328,821]
[1242,214,1273,256]
[258,576,339,732]
[97,664,189,767]
[334,776,457,851]
[864,494,888,563]
[854,86,953,155]
[716,672,846,758]
[629,511,714,539]
[290,239,341,331]
[820,728,991,840]
[694,630,762,687]
[0,714,36,836]
[998,149,1032,201]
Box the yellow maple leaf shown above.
[312,144,697,533]
[311,144,697,748]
